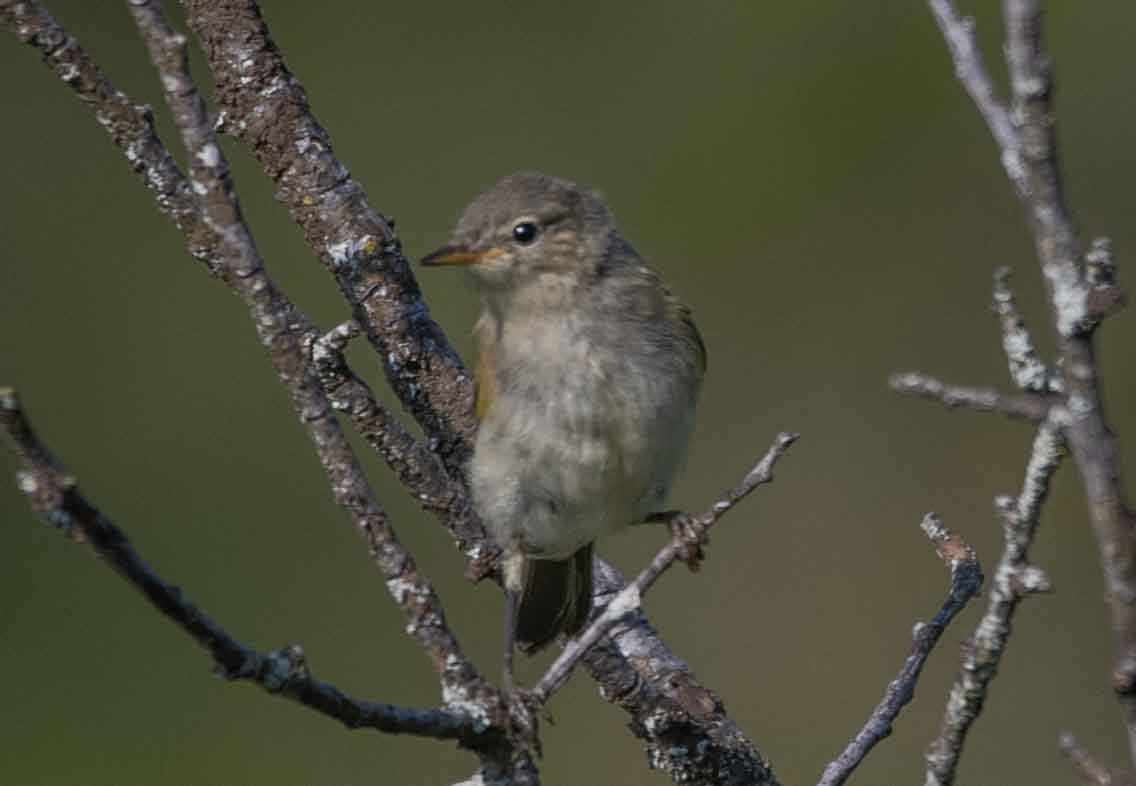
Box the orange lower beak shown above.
[421,245,494,267]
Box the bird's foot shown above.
[504,687,547,757]
[464,548,500,583]
[647,510,708,571]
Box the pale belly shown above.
[471,371,695,560]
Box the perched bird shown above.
[422,172,705,689]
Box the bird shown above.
[421,172,705,693]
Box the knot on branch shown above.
[257,644,309,692]
[1084,237,1126,326]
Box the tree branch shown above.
[889,373,1054,422]
[1060,732,1128,786]
[120,0,494,714]
[992,267,1062,393]
[1003,0,1136,762]
[0,388,487,746]
[180,0,477,475]
[532,432,799,704]
[923,420,1060,786]
[816,514,982,786]
[307,321,488,561]
[0,0,218,269]
[926,0,1017,156]
[930,0,1135,767]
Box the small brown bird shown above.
[422,172,705,690]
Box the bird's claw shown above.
[464,549,500,583]
[648,510,708,571]
[505,688,545,757]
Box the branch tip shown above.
[818,513,981,786]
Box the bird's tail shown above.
[515,544,594,654]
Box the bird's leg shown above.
[502,589,520,696]
[500,549,525,695]
[500,549,541,752]
[644,510,707,571]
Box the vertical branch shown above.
[923,423,1059,786]
[927,0,1134,770]
[1001,0,1136,763]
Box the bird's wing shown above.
[473,312,498,422]
[666,290,707,374]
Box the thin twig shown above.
[889,372,1054,422]
[0,388,487,745]
[816,514,982,786]
[926,0,1017,155]
[923,420,1061,786]
[1059,732,1120,786]
[0,0,217,269]
[992,267,1062,393]
[308,321,488,560]
[531,432,799,704]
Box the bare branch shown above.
[0,0,218,269]
[992,267,1062,393]
[817,515,982,786]
[1059,732,1134,786]
[926,0,1019,168]
[1084,238,1126,323]
[924,421,1061,786]
[0,388,487,745]
[180,0,477,474]
[119,0,494,711]
[889,372,1054,422]
[1001,0,1136,764]
[308,321,488,560]
[531,432,799,704]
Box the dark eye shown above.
[512,221,539,245]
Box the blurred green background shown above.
[2,1,1134,784]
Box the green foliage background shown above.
[2,2,1134,784]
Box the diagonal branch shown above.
[816,514,982,786]
[926,0,1017,156]
[923,420,1061,786]
[1060,732,1128,786]
[180,0,477,475]
[531,431,799,705]
[992,267,1062,393]
[0,388,488,746]
[889,373,1055,422]
[121,0,493,714]
[0,0,216,269]
[307,321,487,560]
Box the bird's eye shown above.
[512,222,539,245]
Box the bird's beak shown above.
[420,245,500,267]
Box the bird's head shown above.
[421,172,617,295]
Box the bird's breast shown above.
[471,310,700,557]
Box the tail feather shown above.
[515,544,594,654]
